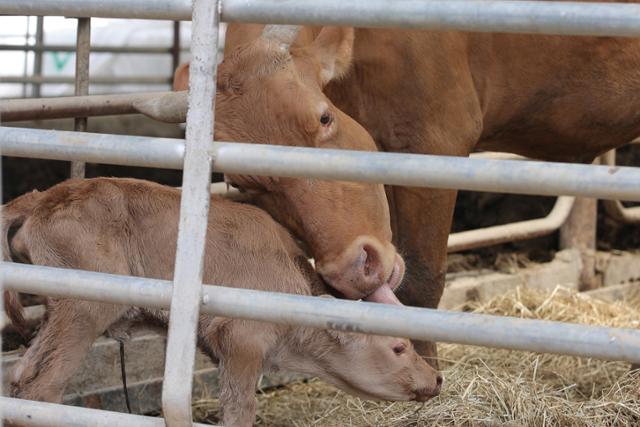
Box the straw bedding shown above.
[193,286,640,426]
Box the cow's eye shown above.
[320,112,333,126]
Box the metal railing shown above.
[0,15,184,97]
[2,1,640,426]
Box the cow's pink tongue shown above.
[364,283,403,305]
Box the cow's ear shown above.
[311,27,354,86]
[173,63,190,91]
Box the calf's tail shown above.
[2,190,43,336]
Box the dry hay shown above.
[193,286,640,426]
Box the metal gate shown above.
[2,1,640,426]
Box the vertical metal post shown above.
[21,17,32,98]
[71,17,91,179]
[560,159,598,291]
[171,21,181,86]
[161,0,218,425]
[32,16,44,98]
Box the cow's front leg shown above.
[388,185,458,367]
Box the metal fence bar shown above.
[221,0,640,37]
[4,262,640,364]
[448,196,575,253]
[3,127,640,201]
[0,127,184,169]
[4,1,640,37]
[0,91,184,122]
[0,397,216,427]
[70,17,90,179]
[0,0,192,20]
[0,76,171,85]
[601,149,640,223]
[32,16,44,98]
[0,44,187,54]
[161,0,219,424]
[20,16,32,97]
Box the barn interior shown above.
[2,13,640,427]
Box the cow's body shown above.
[2,178,441,427]
[221,11,640,359]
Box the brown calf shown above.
[2,178,441,427]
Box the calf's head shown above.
[175,26,404,303]
[305,329,442,402]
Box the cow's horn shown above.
[261,25,300,50]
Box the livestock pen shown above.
[1,1,640,426]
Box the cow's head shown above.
[175,26,404,304]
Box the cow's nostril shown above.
[361,244,381,280]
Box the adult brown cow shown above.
[175,10,640,361]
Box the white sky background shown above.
[0,17,206,98]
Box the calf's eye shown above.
[393,342,407,355]
[320,112,332,126]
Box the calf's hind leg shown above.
[11,299,128,403]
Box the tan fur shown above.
[3,178,440,427]
[173,7,640,361]
[173,27,403,304]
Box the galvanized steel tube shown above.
[4,262,640,364]
[601,150,640,223]
[212,142,640,202]
[0,75,171,85]
[161,0,219,424]
[0,92,178,122]
[447,196,575,252]
[71,17,91,179]
[0,44,183,54]
[0,397,215,427]
[0,127,184,169]
[0,0,192,20]
[3,127,640,201]
[222,0,640,37]
[4,1,640,37]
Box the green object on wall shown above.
[51,52,73,71]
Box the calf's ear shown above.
[311,27,354,86]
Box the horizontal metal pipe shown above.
[223,0,640,37]
[470,152,527,161]
[603,197,640,223]
[0,0,192,20]
[4,1,640,37]
[212,140,640,202]
[4,262,640,363]
[0,76,171,85]
[0,44,187,54]
[601,150,640,223]
[0,127,184,169]
[0,91,182,122]
[448,196,575,252]
[0,397,215,427]
[3,127,640,201]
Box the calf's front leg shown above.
[215,323,266,427]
